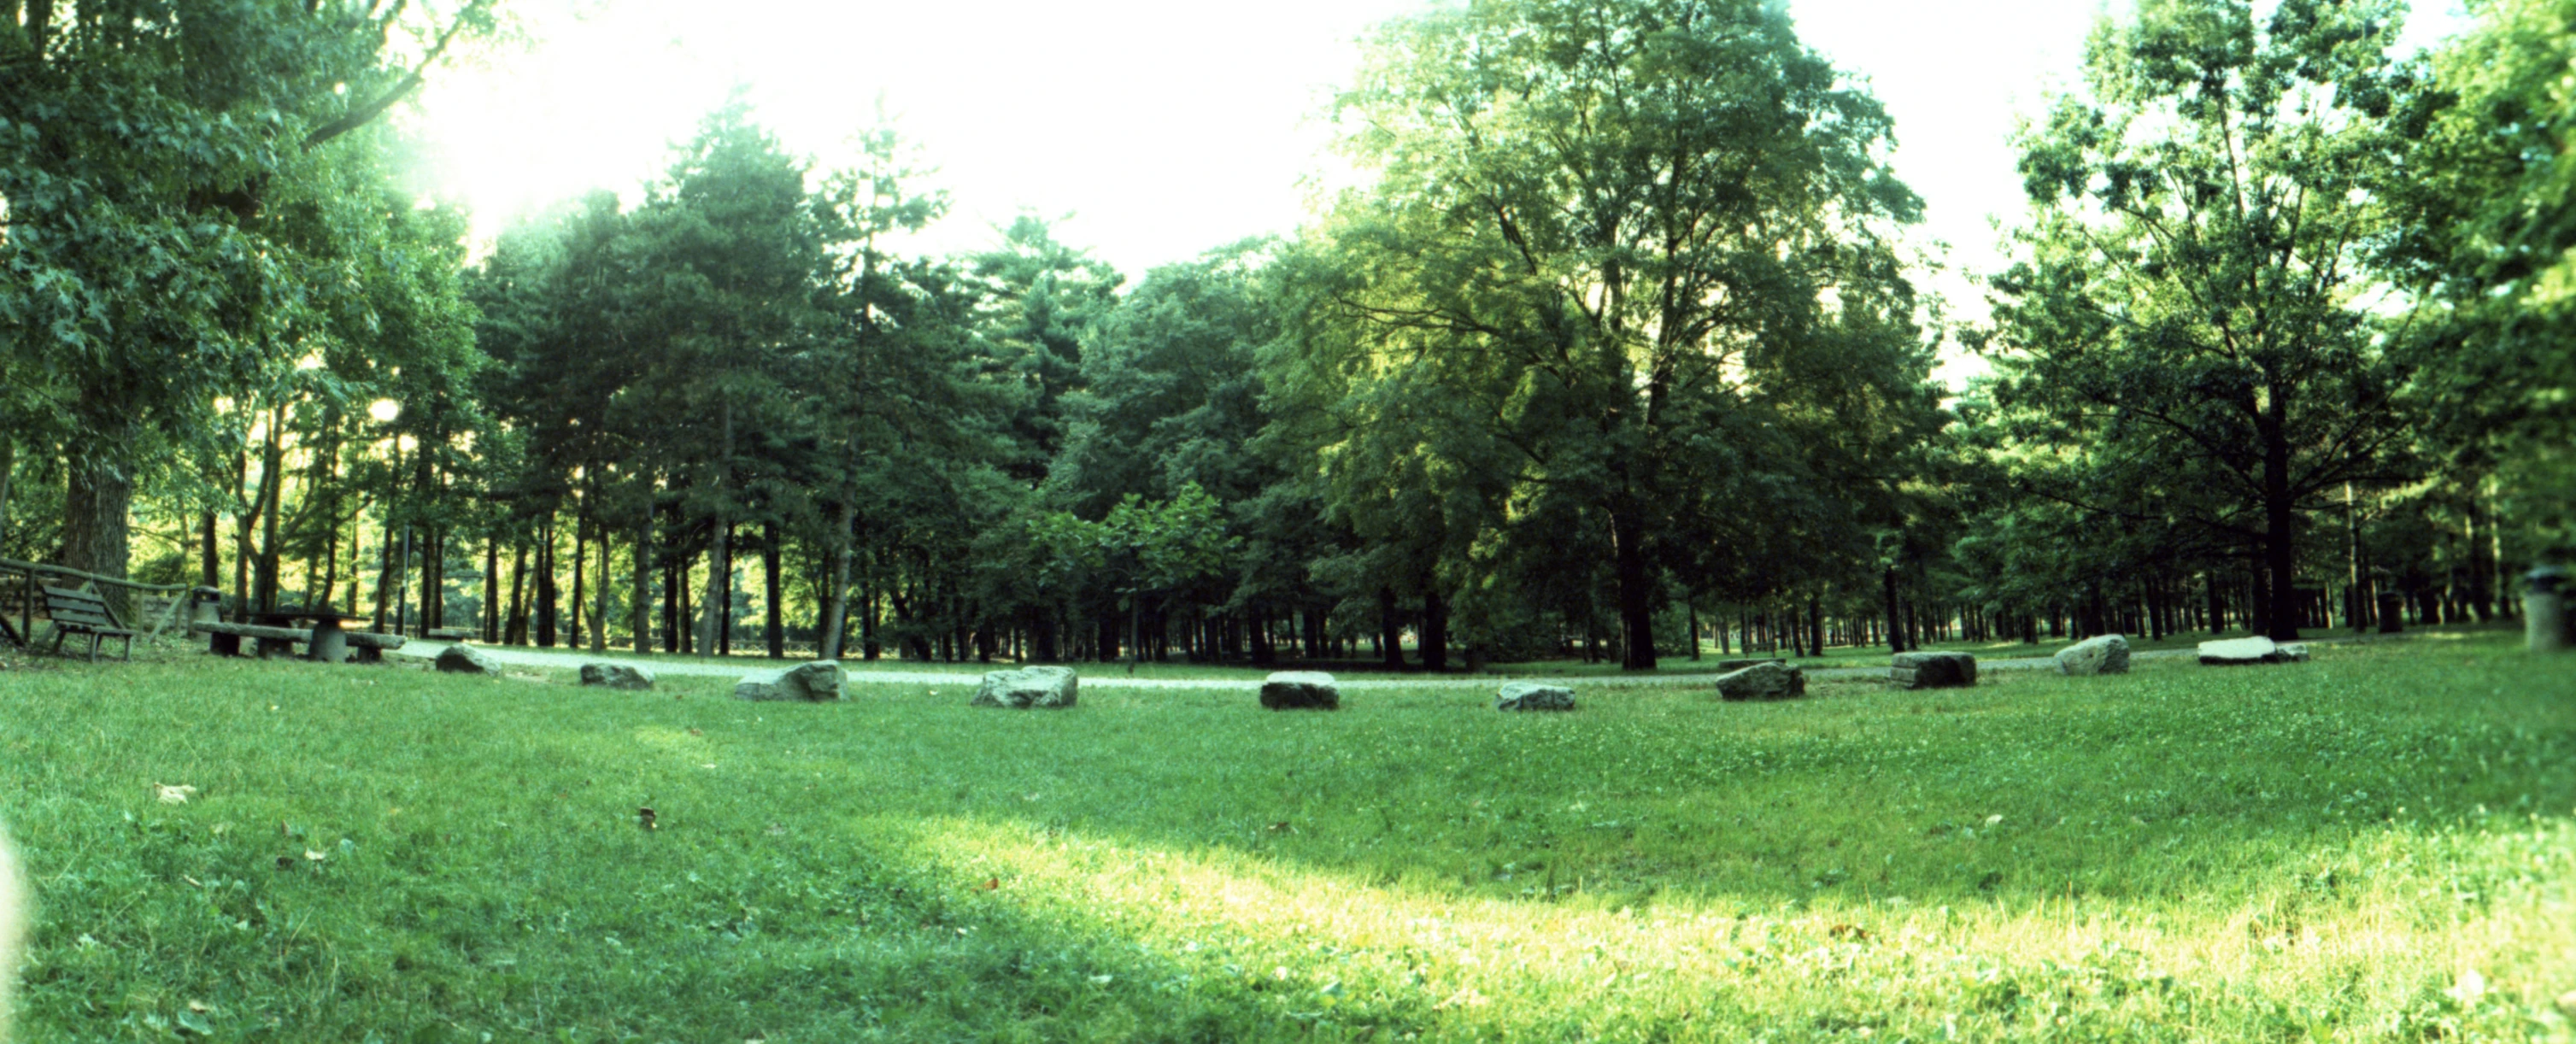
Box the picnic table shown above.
[193,605,407,662]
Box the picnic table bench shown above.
[42,584,136,662]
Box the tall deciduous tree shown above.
[2389,0,2576,559]
[1981,0,2426,641]
[0,0,492,586]
[1297,0,1927,668]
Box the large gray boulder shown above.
[1716,661,1805,701]
[1495,682,1576,712]
[2055,634,2131,676]
[2198,636,2310,665]
[1890,651,1977,689]
[434,645,502,676]
[972,666,1078,709]
[579,662,655,690]
[1259,671,1340,710]
[734,660,845,701]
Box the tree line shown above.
[3,0,2570,670]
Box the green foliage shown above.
[1288,0,1943,668]
[1033,483,1240,598]
[0,0,495,566]
[2387,0,2576,558]
[1978,0,2426,638]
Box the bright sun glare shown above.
[408,0,2471,343]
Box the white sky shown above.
[409,0,2473,367]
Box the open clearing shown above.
[3,630,2570,1041]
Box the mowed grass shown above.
[2,633,2571,1041]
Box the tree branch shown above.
[301,0,488,151]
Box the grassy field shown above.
[2,631,2570,1041]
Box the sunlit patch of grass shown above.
[1,632,2569,1040]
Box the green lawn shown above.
[3,631,2570,1041]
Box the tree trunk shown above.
[371,517,394,632]
[0,437,13,559]
[1420,587,1448,672]
[1882,566,1905,652]
[422,528,443,634]
[255,408,285,612]
[1376,586,1404,671]
[2259,397,2302,641]
[633,513,654,654]
[61,455,133,618]
[1610,509,1657,670]
[720,525,736,657]
[695,400,735,656]
[504,542,528,645]
[819,500,854,661]
[393,527,413,636]
[763,519,784,659]
[593,519,611,653]
[199,512,220,590]
[484,536,500,642]
[536,518,557,647]
[569,512,587,647]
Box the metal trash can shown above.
[186,587,224,626]
[2527,566,2569,654]
[2376,592,2406,634]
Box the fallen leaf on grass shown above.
[688,728,703,736]
[1266,821,1294,833]
[155,783,197,805]
[977,877,1000,892]
[1828,923,1870,941]
[637,807,657,830]
[303,848,326,862]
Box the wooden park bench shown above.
[42,584,137,662]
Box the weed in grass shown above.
[0,632,2568,1040]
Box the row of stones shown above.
[429,631,2315,704]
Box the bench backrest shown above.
[42,584,125,631]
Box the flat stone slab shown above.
[973,666,1078,709]
[1716,661,1804,701]
[435,645,502,675]
[1890,651,1976,689]
[2056,634,2131,676]
[1259,671,1339,710]
[579,662,655,690]
[1715,657,1788,672]
[1495,682,1575,712]
[2198,637,2308,666]
[734,660,845,701]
